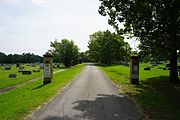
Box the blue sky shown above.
[0,0,138,56]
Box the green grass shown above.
[100,64,180,120]
[0,64,84,120]
[0,65,61,89]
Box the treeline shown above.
[0,52,42,63]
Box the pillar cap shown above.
[43,52,53,58]
[131,55,139,59]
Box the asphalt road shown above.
[30,64,141,120]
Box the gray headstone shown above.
[32,64,36,67]
[5,67,11,70]
[163,68,166,70]
[9,74,17,78]
[33,69,40,72]
[16,63,20,67]
[144,67,151,70]
[39,63,44,69]
[22,71,32,75]
[19,66,24,70]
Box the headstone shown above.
[57,64,60,68]
[8,74,17,78]
[166,64,170,68]
[144,67,151,70]
[152,64,157,66]
[19,66,24,70]
[32,64,36,67]
[22,71,32,75]
[163,68,166,70]
[16,63,20,67]
[33,69,40,72]
[5,67,11,70]
[39,63,44,69]
[18,70,24,72]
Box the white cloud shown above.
[32,0,49,6]
[6,0,21,3]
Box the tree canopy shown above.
[99,0,180,82]
[88,30,131,64]
[50,39,80,67]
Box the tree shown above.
[50,39,80,67]
[79,52,90,63]
[99,0,180,83]
[0,52,6,63]
[88,30,131,64]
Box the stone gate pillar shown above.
[130,56,139,84]
[43,52,53,84]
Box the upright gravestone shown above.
[130,56,139,84]
[16,63,20,67]
[39,63,44,69]
[5,67,11,70]
[43,53,53,84]
[9,74,17,78]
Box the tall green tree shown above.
[99,0,180,83]
[50,39,79,67]
[88,30,131,64]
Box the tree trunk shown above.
[169,49,179,83]
[168,0,179,83]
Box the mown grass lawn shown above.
[100,64,180,120]
[0,65,61,89]
[0,64,84,120]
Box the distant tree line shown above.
[0,52,42,63]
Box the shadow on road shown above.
[44,94,140,120]
[44,116,71,120]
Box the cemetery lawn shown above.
[100,64,180,120]
[0,65,61,89]
[0,64,84,120]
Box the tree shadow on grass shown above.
[31,84,45,90]
[127,76,180,120]
[43,94,141,120]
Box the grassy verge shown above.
[0,64,84,120]
[100,64,180,120]
[0,65,61,89]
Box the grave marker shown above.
[5,67,11,70]
[9,74,17,78]
[22,71,32,75]
[33,69,40,72]
[144,67,151,70]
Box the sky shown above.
[0,0,138,56]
